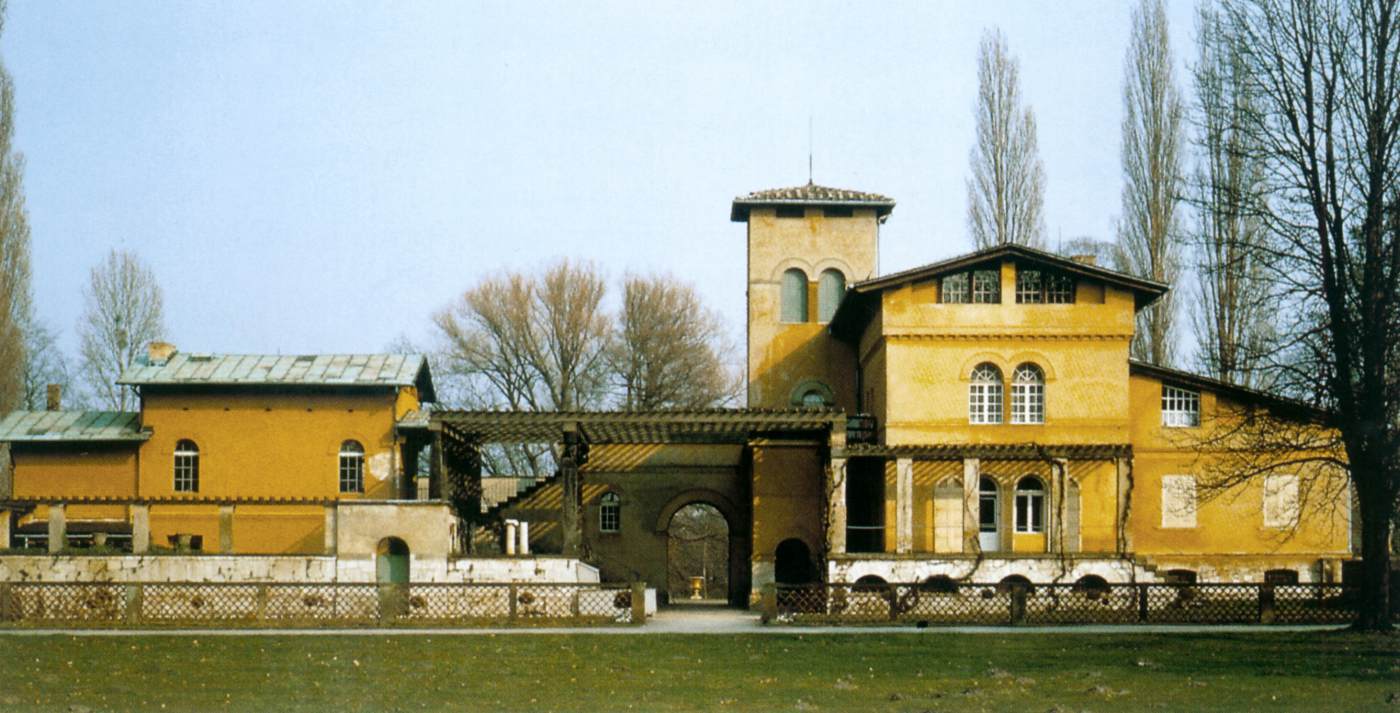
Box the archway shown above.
[375,537,410,584]
[774,538,816,585]
[666,503,729,603]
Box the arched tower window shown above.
[1010,363,1045,424]
[599,492,621,533]
[781,268,809,323]
[174,440,200,493]
[339,440,365,493]
[1015,476,1045,534]
[817,269,846,322]
[969,363,1004,424]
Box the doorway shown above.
[978,478,1000,552]
[666,503,729,602]
[774,538,817,585]
[376,537,410,584]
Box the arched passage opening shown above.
[774,538,817,586]
[376,537,410,585]
[665,503,729,602]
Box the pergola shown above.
[421,409,844,555]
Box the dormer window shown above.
[971,270,1000,303]
[941,274,970,303]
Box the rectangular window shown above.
[775,206,805,219]
[823,206,853,218]
[1263,474,1299,528]
[339,456,364,493]
[968,382,1003,424]
[940,273,970,303]
[1161,385,1201,427]
[1016,269,1043,303]
[972,269,1000,303]
[1161,475,1197,528]
[1014,493,1044,533]
[174,453,199,492]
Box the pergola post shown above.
[962,458,980,552]
[0,509,9,550]
[218,504,235,553]
[560,422,584,558]
[1115,456,1133,553]
[47,503,66,554]
[323,504,338,555]
[895,458,913,554]
[131,504,150,555]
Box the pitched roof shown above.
[0,411,148,443]
[1127,360,1329,420]
[731,182,896,221]
[117,352,436,401]
[829,243,1171,339]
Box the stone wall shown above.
[0,554,596,584]
[826,555,1334,584]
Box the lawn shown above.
[0,631,1395,712]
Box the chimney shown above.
[45,384,61,412]
[147,341,177,365]
[1070,254,1098,266]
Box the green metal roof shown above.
[117,352,435,401]
[0,411,148,443]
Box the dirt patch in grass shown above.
[0,631,1395,712]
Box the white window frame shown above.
[1162,385,1201,427]
[941,273,970,303]
[1014,477,1045,534]
[339,440,365,494]
[971,269,1000,304]
[599,492,621,533]
[968,363,1004,425]
[1160,475,1197,528]
[1010,363,1045,424]
[174,440,199,493]
[1015,268,1043,304]
[1263,474,1300,529]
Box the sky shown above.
[7,0,1197,363]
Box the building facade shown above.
[0,182,1355,599]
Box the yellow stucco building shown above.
[0,181,1355,598]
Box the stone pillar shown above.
[826,457,847,556]
[505,520,518,556]
[962,458,980,551]
[47,503,66,554]
[518,520,530,555]
[895,458,913,554]
[0,509,9,550]
[1051,459,1069,554]
[131,504,150,555]
[323,504,337,555]
[218,504,235,554]
[560,423,583,558]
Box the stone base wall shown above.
[826,555,1340,584]
[0,555,595,584]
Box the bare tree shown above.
[433,260,611,476]
[966,28,1047,249]
[0,0,29,414]
[1212,0,1400,630]
[609,273,740,410]
[20,315,74,410]
[77,250,166,411]
[1117,0,1185,367]
[1188,4,1275,388]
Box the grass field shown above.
[0,630,1395,712]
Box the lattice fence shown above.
[772,582,1367,626]
[0,582,637,628]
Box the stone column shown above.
[0,509,9,550]
[826,457,847,556]
[323,504,337,555]
[518,520,530,555]
[218,504,235,553]
[962,458,980,551]
[560,423,583,558]
[505,520,518,556]
[47,503,66,554]
[131,504,150,555]
[895,458,913,554]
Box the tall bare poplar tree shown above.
[1189,4,1274,387]
[966,28,1047,249]
[0,0,30,414]
[1117,0,1185,366]
[609,273,740,410]
[77,250,166,411]
[1211,0,1400,630]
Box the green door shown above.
[375,538,410,584]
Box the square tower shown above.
[731,183,894,410]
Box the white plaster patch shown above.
[367,452,394,482]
